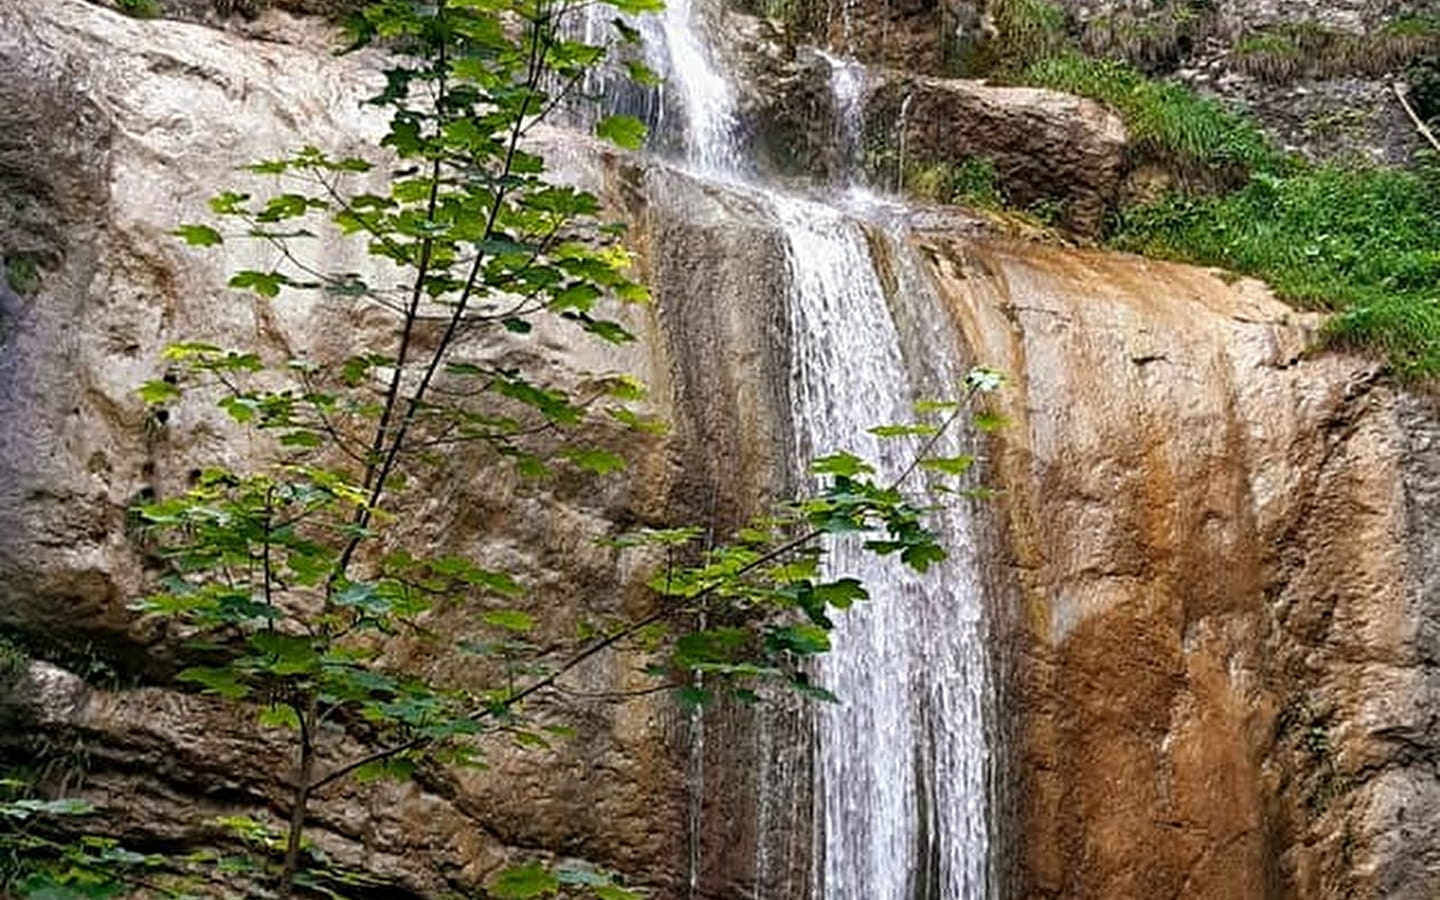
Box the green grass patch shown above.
[922,0,1440,375]
[905,156,1004,208]
[1231,18,1440,83]
[1024,52,1280,179]
[1112,162,1440,375]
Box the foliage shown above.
[1411,51,1440,124]
[116,0,162,19]
[1112,160,1440,375]
[949,0,1069,77]
[1078,2,1207,73]
[904,156,1003,209]
[1024,52,1280,180]
[0,0,1010,897]
[1231,18,1440,83]
[3,253,39,296]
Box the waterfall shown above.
[778,195,992,900]
[581,4,995,896]
[576,0,742,175]
[815,50,867,184]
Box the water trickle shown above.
[815,50,867,184]
[576,0,742,176]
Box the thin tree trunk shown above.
[279,698,317,897]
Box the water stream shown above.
[578,2,993,895]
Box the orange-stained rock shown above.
[928,235,1440,899]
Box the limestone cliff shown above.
[928,238,1440,898]
[3,2,1440,899]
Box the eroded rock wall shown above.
[0,3,798,896]
[7,2,1440,899]
[928,237,1440,898]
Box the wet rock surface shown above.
[931,237,1440,898]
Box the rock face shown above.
[738,41,1128,235]
[0,4,796,897]
[789,0,1435,166]
[6,2,1440,899]
[927,237,1440,898]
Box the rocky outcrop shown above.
[0,3,798,897]
[738,42,1128,235]
[928,237,1440,898]
[7,2,1440,899]
[784,0,1435,166]
[862,73,1126,234]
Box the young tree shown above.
[4,1,1003,896]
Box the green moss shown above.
[1231,18,1440,83]
[905,156,1004,209]
[953,0,1069,77]
[2,254,39,296]
[116,0,162,18]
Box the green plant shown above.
[2,254,38,296]
[1024,52,1281,180]
[1410,51,1440,124]
[116,0,162,19]
[961,0,1069,76]
[1230,18,1440,83]
[1113,164,1440,375]
[1079,2,1207,73]
[4,1,1008,898]
[904,156,1004,208]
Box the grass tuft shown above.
[1112,161,1440,375]
[1024,52,1280,180]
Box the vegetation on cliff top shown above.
[962,0,1440,377]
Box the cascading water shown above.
[580,3,994,896]
[778,195,992,900]
[815,50,867,183]
[577,0,742,175]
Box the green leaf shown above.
[488,862,560,900]
[868,423,939,438]
[138,380,181,404]
[563,447,626,475]
[810,452,874,478]
[1,797,96,820]
[914,399,959,414]
[177,666,251,700]
[228,270,286,299]
[919,455,975,476]
[768,624,831,655]
[483,609,536,633]
[973,410,1009,433]
[964,366,1006,393]
[813,578,868,609]
[595,115,647,151]
[624,60,662,87]
[900,542,948,573]
[278,430,325,448]
[258,704,301,730]
[172,224,223,246]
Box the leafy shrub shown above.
[1232,18,1440,83]
[905,156,1003,208]
[1410,51,1440,123]
[1079,2,1208,73]
[116,0,161,18]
